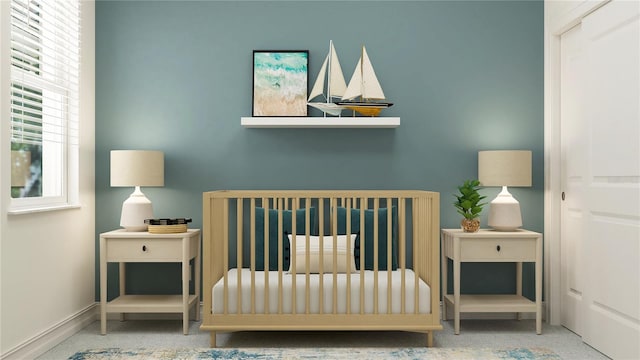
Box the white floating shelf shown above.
[241,117,400,128]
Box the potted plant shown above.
[453,179,486,232]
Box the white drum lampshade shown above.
[478,150,532,231]
[110,150,164,231]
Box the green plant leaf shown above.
[452,178,485,219]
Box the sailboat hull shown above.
[307,102,346,116]
[335,101,393,117]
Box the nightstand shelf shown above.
[106,294,199,313]
[441,229,542,335]
[443,294,536,313]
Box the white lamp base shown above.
[120,186,154,231]
[488,186,523,232]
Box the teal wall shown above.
[95,1,543,300]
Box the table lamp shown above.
[110,150,164,231]
[478,150,532,231]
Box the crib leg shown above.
[210,332,217,347]
[426,331,433,347]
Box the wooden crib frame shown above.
[200,190,442,347]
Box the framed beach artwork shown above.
[252,50,309,116]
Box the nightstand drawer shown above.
[459,238,536,261]
[106,238,182,261]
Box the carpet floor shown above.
[69,347,562,360]
[38,318,609,359]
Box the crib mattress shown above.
[212,268,431,315]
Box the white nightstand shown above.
[99,229,201,335]
[441,229,542,335]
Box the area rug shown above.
[69,347,561,359]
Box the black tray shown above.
[144,218,192,225]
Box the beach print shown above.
[253,51,308,116]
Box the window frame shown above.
[8,0,80,214]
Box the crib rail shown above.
[201,190,441,346]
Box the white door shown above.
[560,22,586,337]
[560,1,640,359]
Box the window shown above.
[9,0,79,212]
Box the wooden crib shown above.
[200,190,441,347]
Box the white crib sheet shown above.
[212,268,431,314]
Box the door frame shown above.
[544,0,609,325]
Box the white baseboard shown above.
[1,304,98,360]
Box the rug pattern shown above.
[69,347,561,359]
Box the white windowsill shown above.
[8,204,81,215]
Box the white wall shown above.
[0,1,95,358]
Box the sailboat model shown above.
[336,45,393,117]
[307,40,348,116]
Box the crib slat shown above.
[387,197,393,314]
[305,198,311,315]
[263,197,269,314]
[237,199,243,314]
[223,198,229,315]
[250,199,256,315]
[413,197,420,314]
[427,197,433,281]
[291,199,297,315]
[359,197,365,315]
[319,198,325,315]
[333,198,339,315]
[422,197,428,294]
[277,198,283,315]
[373,198,379,315]
[345,198,352,315]
[431,194,441,323]
[334,197,340,314]
[399,197,406,315]
[423,196,430,312]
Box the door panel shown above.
[581,1,640,359]
[560,1,640,358]
[560,23,586,336]
[590,217,639,319]
[586,4,640,178]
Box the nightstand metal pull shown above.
[496,245,501,252]
[142,245,147,252]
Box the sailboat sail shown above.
[361,46,385,100]
[308,55,328,101]
[307,40,348,116]
[328,46,347,98]
[342,46,385,101]
[308,41,347,101]
[337,45,393,116]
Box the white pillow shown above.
[287,234,357,273]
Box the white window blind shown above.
[9,0,80,208]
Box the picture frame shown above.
[252,50,309,117]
